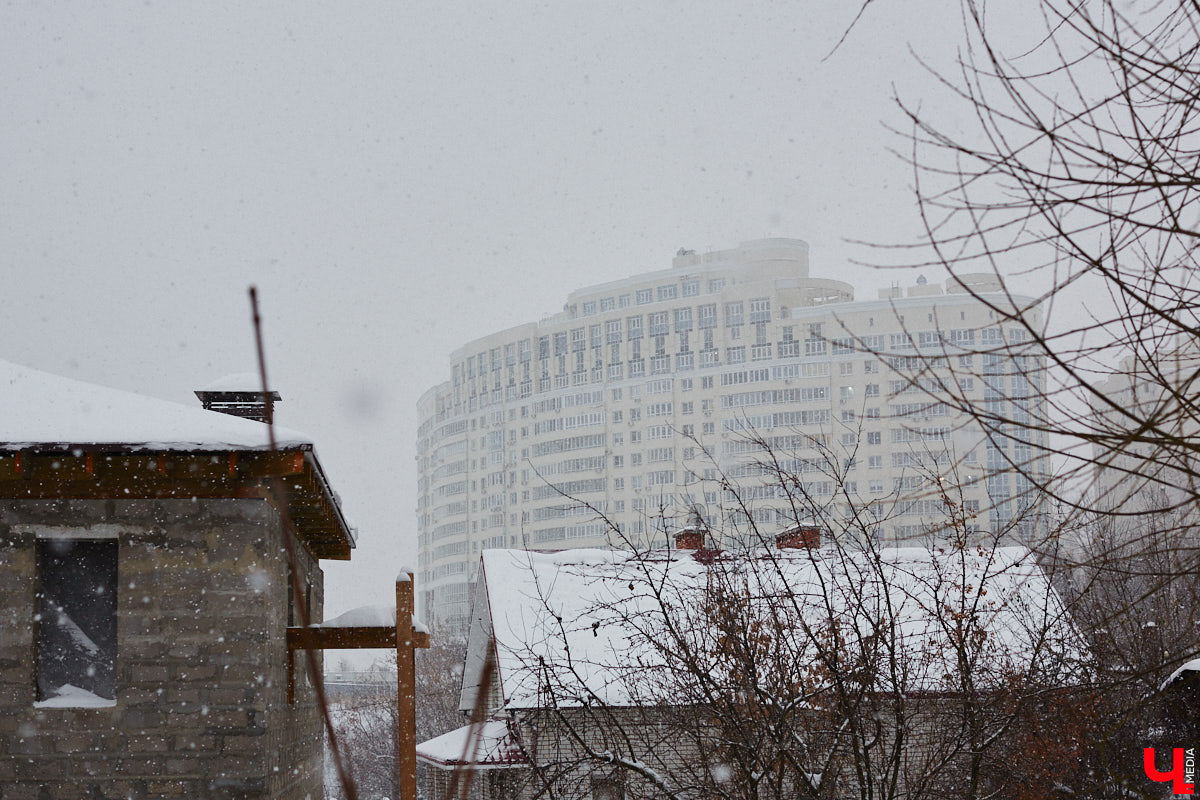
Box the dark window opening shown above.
[591,774,625,800]
[36,538,117,702]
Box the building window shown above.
[636,289,653,305]
[725,301,744,327]
[605,320,622,343]
[749,297,771,323]
[36,535,118,704]
[682,279,700,297]
[582,300,597,316]
[649,312,670,336]
[657,285,678,301]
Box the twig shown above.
[250,286,359,800]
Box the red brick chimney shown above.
[776,524,821,550]
[674,507,710,551]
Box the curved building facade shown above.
[416,239,1044,630]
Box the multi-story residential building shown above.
[417,238,1045,630]
[1091,345,1200,516]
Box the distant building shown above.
[1090,345,1200,517]
[416,238,1047,631]
[0,361,355,799]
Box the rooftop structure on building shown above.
[416,238,1047,631]
[0,359,355,798]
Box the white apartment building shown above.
[417,238,1045,630]
[1092,346,1200,517]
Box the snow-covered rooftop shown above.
[416,718,527,770]
[0,359,310,451]
[314,604,396,628]
[1161,656,1200,690]
[471,546,1086,709]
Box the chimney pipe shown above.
[195,373,281,424]
[674,507,710,551]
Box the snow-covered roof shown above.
[314,604,396,628]
[470,546,1086,709]
[1161,657,1200,690]
[0,359,309,451]
[416,718,527,770]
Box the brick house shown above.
[420,529,1085,800]
[0,361,355,799]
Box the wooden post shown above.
[396,571,417,800]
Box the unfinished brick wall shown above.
[0,498,325,800]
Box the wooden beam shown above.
[0,479,266,500]
[285,626,429,650]
[397,573,418,800]
[284,620,428,706]
[288,625,397,650]
[0,448,352,560]
[0,449,307,483]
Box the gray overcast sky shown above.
[1,1,999,627]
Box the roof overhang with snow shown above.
[0,360,354,559]
[416,719,528,770]
[465,546,1087,710]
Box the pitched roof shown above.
[469,546,1085,709]
[0,359,308,451]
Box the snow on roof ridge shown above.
[197,371,274,393]
[0,358,311,450]
[477,544,1080,709]
[1161,656,1200,691]
[314,604,396,628]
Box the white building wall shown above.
[1091,346,1200,515]
[416,239,1046,630]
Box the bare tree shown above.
[884,0,1200,529]
[479,441,1089,800]
[329,634,466,800]
[864,1,1200,789]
